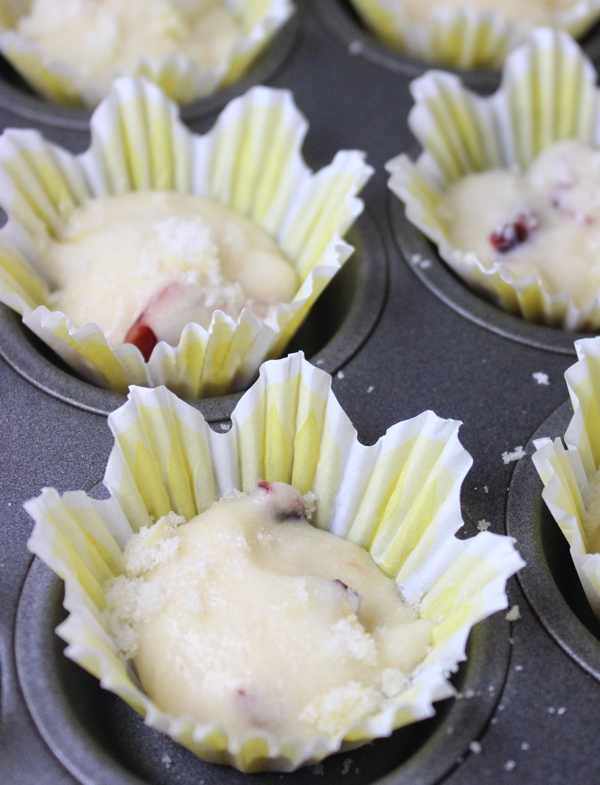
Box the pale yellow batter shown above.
[104,482,433,742]
[37,191,297,350]
[17,0,243,87]
[440,139,600,310]
[400,0,577,26]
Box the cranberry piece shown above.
[257,480,274,494]
[490,212,538,253]
[333,579,362,614]
[124,319,158,362]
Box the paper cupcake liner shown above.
[349,0,600,69]
[0,0,295,107]
[0,77,372,399]
[387,28,600,331]
[533,337,600,617]
[25,352,524,773]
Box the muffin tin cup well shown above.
[311,0,600,92]
[310,0,499,90]
[16,549,511,785]
[389,194,593,357]
[0,213,388,421]
[0,12,301,131]
[506,400,600,682]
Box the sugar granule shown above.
[300,682,380,736]
[502,446,526,464]
[477,519,491,531]
[302,491,318,520]
[327,618,377,665]
[532,372,550,386]
[505,605,521,622]
[341,758,353,775]
[469,741,482,754]
[123,511,185,576]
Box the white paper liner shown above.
[349,0,600,69]
[533,337,600,617]
[387,28,600,331]
[0,0,295,107]
[25,352,524,772]
[0,77,373,398]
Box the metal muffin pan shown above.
[0,12,302,130]
[507,401,600,683]
[0,212,387,420]
[312,0,600,91]
[3,3,600,784]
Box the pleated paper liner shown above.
[347,0,600,70]
[24,352,524,773]
[0,0,295,108]
[387,28,600,332]
[533,337,600,619]
[0,77,373,400]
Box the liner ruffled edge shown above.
[25,352,525,773]
[533,337,600,618]
[0,77,373,399]
[348,0,600,69]
[386,28,600,331]
[0,0,296,107]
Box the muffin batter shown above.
[104,481,433,742]
[439,139,600,310]
[400,0,577,27]
[16,0,243,87]
[37,192,297,358]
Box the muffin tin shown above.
[2,2,600,783]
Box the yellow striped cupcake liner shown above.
[349,0,600,69]
[387,28,600,331]
[0,77,372,399]
[0,0,295,107]
[25,352,524,773]
[534,337,600,617]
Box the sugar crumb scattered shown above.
[557,707,567,715]
[532,372,550,386]
[367,385,374,393]
[123,512,184,577]
[348,40,364,55]
[411,254,422,264]
[502,446,526,464]
[341,758,353,775]
[505,605,521,622]
[161,754,172,769]
[469,741,482,754]
[221,488,247,501]
[484,486,489,494]
[420,259,431,269]
[477,519,491,531]
[302,491,318,521]
[504,760,516,772]
[337,371,345,380]
[521,742,530,751]
[219,422,230,432]
[548,706,556,714]
[316,359,324,366]
[515,665,523,672]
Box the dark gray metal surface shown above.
[1,1,600,783]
